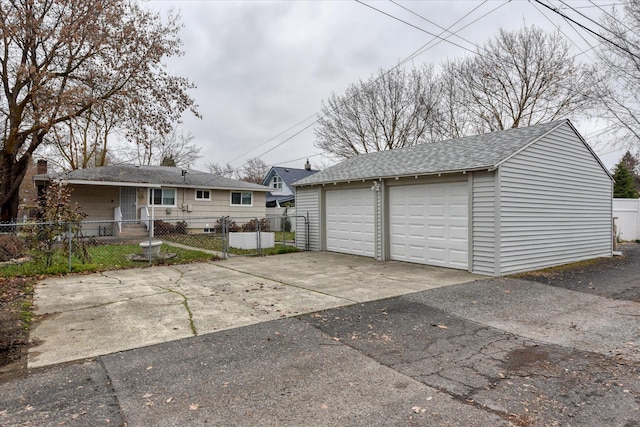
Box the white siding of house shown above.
[471,171,498,275]
[498,123,613,275]
[295,187,320,250]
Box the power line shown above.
[227,112,317,166]
[354,0,479,56]
[533,0,640,61]
[588,0,640,39]
[234,0,508,170]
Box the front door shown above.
[120,187,137,221]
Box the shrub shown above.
[0,235,26,262]
[215,216,239,233]
[241,218,270,232]
[175,221,188,234]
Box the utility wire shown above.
[560,0,640,52]
[234,0,506,169]
[588,0,640,38]
[354,0,479,56]
[227,112,317,165]
[533,0,640,61]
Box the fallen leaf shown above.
[146,366,153,371]
[332,337,341,341]
[165,397,173,403]
[437,324,448,329]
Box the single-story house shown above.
[262,160,318,207]
[34,164,270,235]
[294,119,613,276]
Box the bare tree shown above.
[442,26,598,135]
[315,65,443,159]
[238,157,270,184]
[45,103,119,170]
[596,2,640,150]
[207,162,237,178]
[0,0,198,220]
[127,129,201,168]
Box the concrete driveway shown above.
[3,246,639,426]
[29,251,481,368]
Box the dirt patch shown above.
[505,345,550,371]
[0,277,34,382]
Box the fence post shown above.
[148,217,153,266]
[306,212,310,251]
[68,222,73,272]
[256,218,261,255]
[222,216,228,259]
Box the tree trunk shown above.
[0,153,31,223]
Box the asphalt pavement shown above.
[0,247,638,426]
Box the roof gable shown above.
[263,166,319,187]
[295,120,604,186]
[35,165,271,192]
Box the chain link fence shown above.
[0,215,308,275]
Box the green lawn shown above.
[0,243,214,277]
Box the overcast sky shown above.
[145,0,626,172]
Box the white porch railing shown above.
[114,207,122,233]
[140,207,153,238]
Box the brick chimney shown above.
[304,159,311,171]
[36,159,48,175]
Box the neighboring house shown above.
[294,119,614,276]
[34,164,270,235]
[17,159,47,220]
[261,160,318,207]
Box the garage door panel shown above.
[326,189,375,257]
[390,182,468,270]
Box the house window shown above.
[231,191,252,206]
[272,176,282,190]
[149,188,176,206]
[195,189,211,200]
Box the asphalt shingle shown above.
[35,165,270,191]
[295,120,567,186]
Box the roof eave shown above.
[294,166,496,187]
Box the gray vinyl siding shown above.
[295,187,321,251]
[471,171,498,275]
[498,123,613,275]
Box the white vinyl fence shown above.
[265,207,296,232]
[613,198,640,241]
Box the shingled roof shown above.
[268,166,318,187]
[35,164,270,192]
[295,120,578,186]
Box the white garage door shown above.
[325,188,375,257]
[389,182,468,269]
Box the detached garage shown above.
[294,120,613,276]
